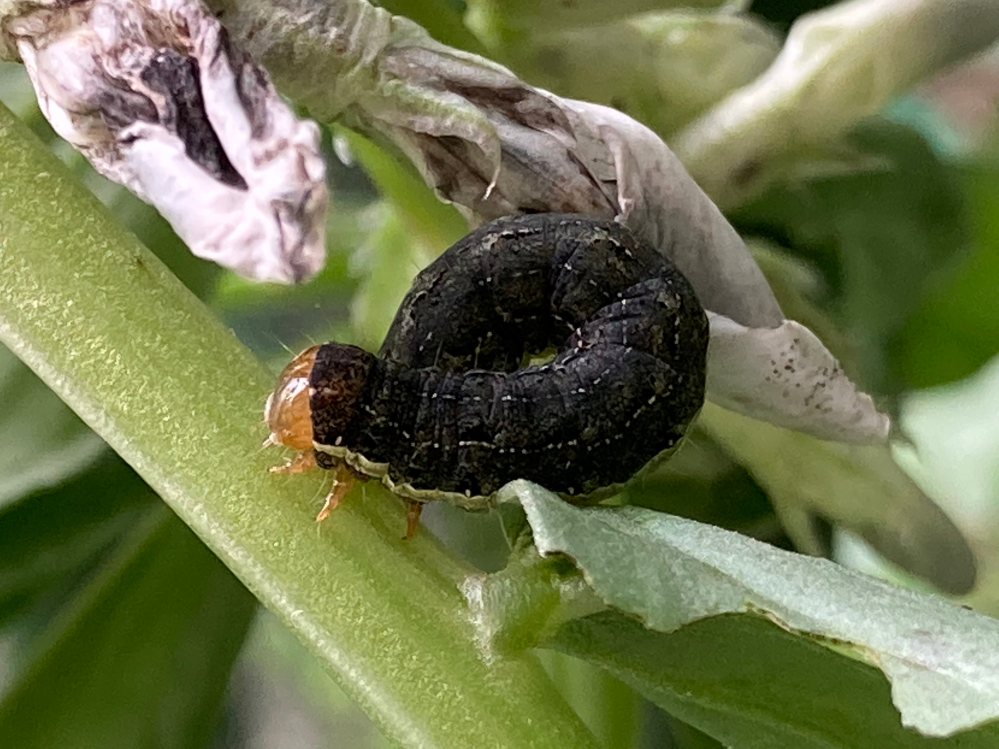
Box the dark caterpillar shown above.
[265,213,709,516]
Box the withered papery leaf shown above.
[209,0,890,443]
[208,0,782,325]
[377,73,890,441]
[365,45,785,330]
[5,0,327,283]
[706,313,889,442]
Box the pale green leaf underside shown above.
[502,480,999,737]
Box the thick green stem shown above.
[0,102,598,747]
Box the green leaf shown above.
[0,508,257,749]
[378,0,487,54]
[550,611,999,748]
[676,5,999,208]
[502,480,999,737]
[733,242,978,579]
[348,205,433,349]
[0,346,104,510]
[699,402,977,595]
[0,98,598,748]
[516,12,779,138]
[656,716,725,749]
[0,454,152,624]
[620,426,775,537]
[734,120,970,399]
[237,611,393,748]
[341,129,468,250]
[537,649,642,749]
[894,163,999,389]
[464,0,734,43]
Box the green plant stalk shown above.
[0,102,598,747]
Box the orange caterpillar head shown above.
[263,345,318,450]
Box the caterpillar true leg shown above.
[404,501,424,540]
[315,463,354,522]
[268,449,317,475]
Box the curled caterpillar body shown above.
[266,213,709,509]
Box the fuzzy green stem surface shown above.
[0,101,598,749]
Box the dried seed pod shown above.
[6,0,327,282]
[266,213,709,511]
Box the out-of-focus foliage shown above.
[513,12,781,138]
[751,0,839,29]
[734,119,970,402]
[552,612,999,749]
[895,165,999,389]
[2,2,999,748]
[0,510,255,749]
